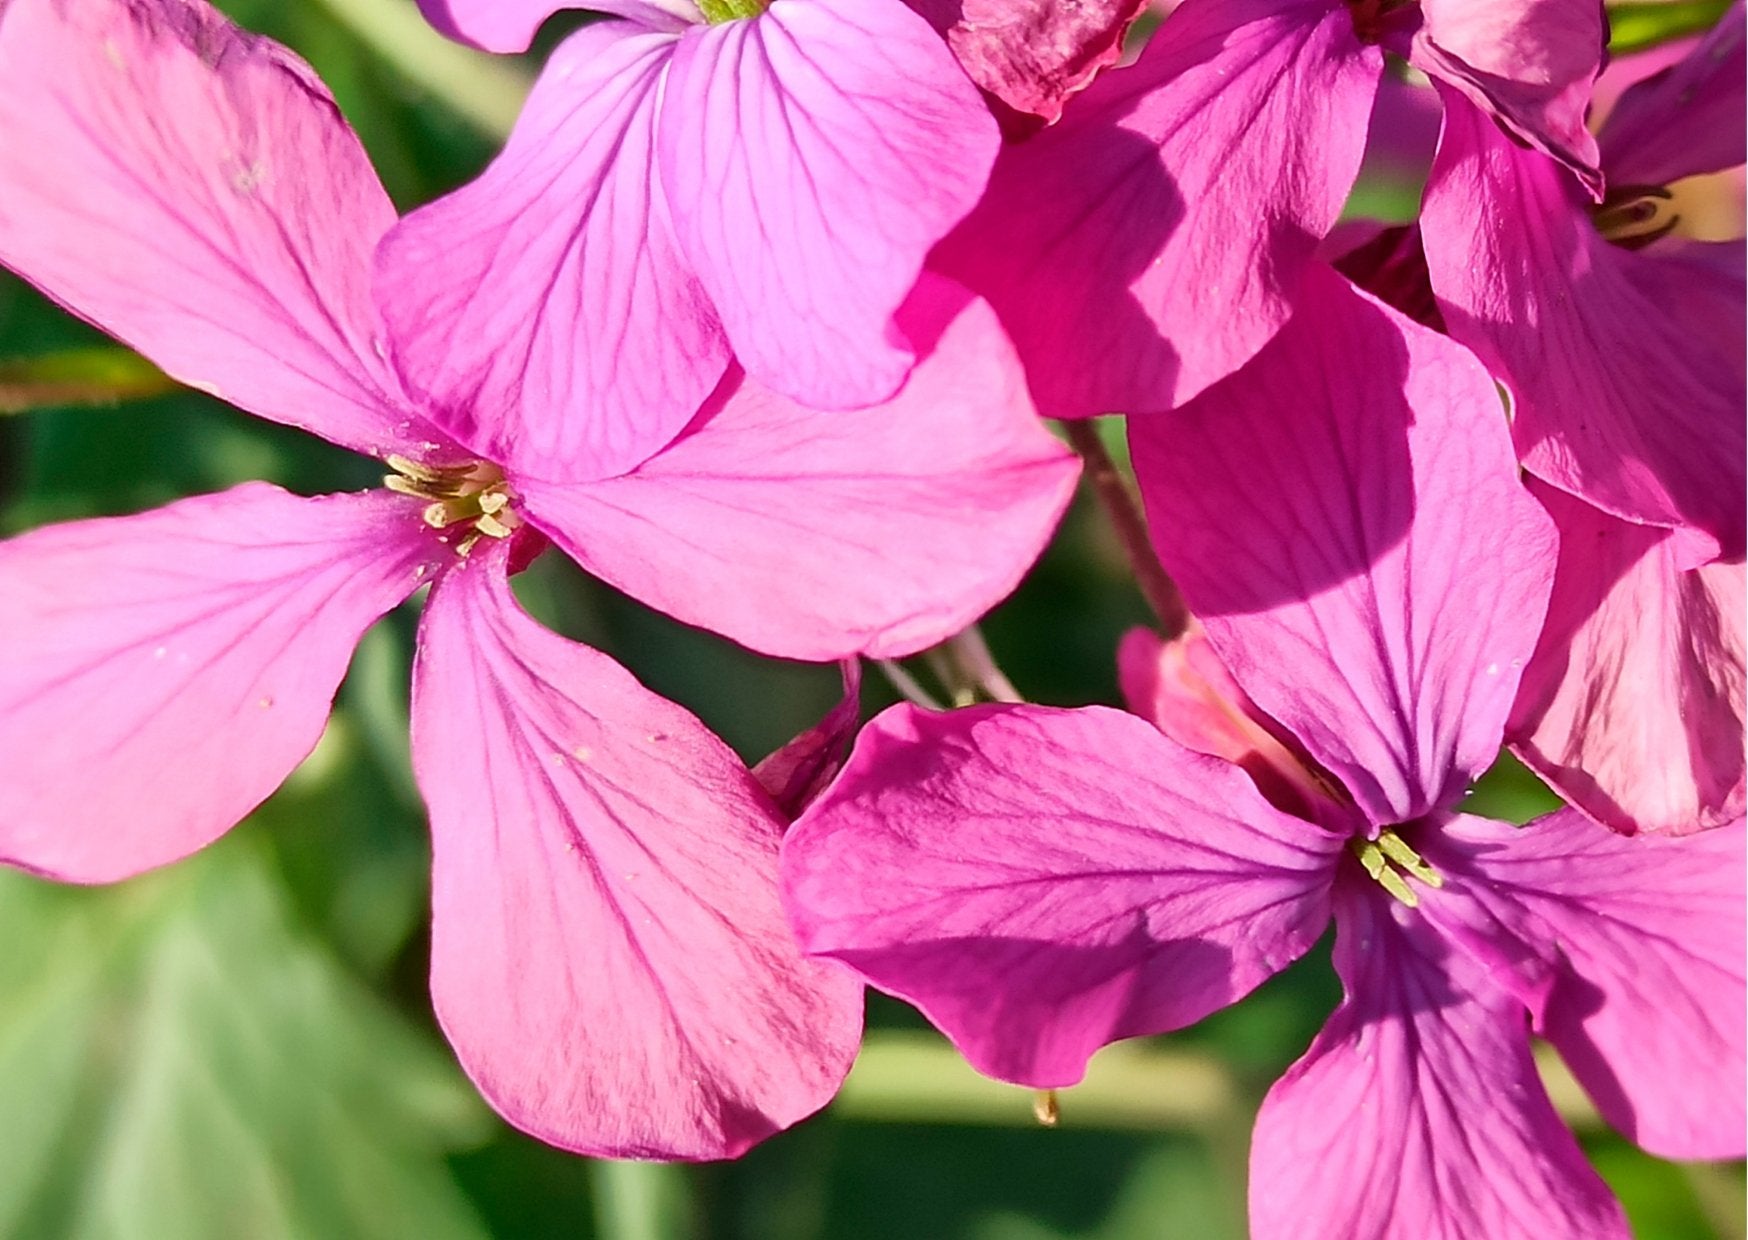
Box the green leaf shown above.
[1609,2,1733,55]
[0,349,178,415]
[0,836,493,1240]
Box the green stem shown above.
[1061,420,1190,638]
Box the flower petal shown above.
[416,0,703,52]
[752,660,863,819]
[376,21,726,484]
[1130,268,1557,824]
[659,0,997,410]
[0,0,436,459]
[518,281,1079,660]
[411,548,861,1160]
[1422,94,1747,562]
[1411,0,1606,192]
[0,485,437,884]
[909,0,1150,125]
[934,0,1380,416]
[1250,883,1629,1240]
[1433,811,1747,1160]
[782,702,1342,1087]
[1597,4,1745,188]
[1509,483,1745,836]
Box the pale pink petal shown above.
[659,0,997,410]
[0,486,439,884]
[1509,483,1745,836]
[518,282,1079,660]
[416,0,701,51]
[0,0,437,459]
[1130,268,1557,824]
[1434,811,1747,1160]
[752,660,862,819]
[412,548,861,1160]
[1115,624,1327,819]
[1422,95,1747,562]
[903,0,1149,124]
[1598,5,1745,188]
[782,703,1342,1087]
[1412,0,1605,192]
[1250,883,1629,1240]
[377,22,726,484]
[934,0,1380,416]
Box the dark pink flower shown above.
[783,271,1745,1234]
[1420,7,1746,562]
[0,0,1077,1158]
[389,0,999,480]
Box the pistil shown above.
[697,0,766,23]
[1593,184,1681,249]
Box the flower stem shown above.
[1061,420,1189,638]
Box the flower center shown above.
[1592,183,1681,249]
[1346,0,1414,42]
[383,455,521,555]
[1349,827,1443,907]
[697,0,766,23]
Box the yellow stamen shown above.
[1350,828,1442,908]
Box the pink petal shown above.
[1598,4,1745,188]
[1435,811,1747,1160]
[1116,624,1328,819]
[934,0,1380,417]
[416,0,702,52]
[517,280,1079,661]
[0,485,438,884]
[1509,483,1745,836]
[782,702,1343,1087]
[659,0,997,410]
[1130,268,1558,825]
[752,660,863,820]
[376,21,727,484]
[1251,883,1629,1240]
[0,0,439,459]
[1411,0,1605,192]
[912,0,1151,125]
[1422,94,1747,562]
[411,547,861,1160]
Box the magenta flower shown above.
[1507,481,1746,836]
[930,0,1606,419]
[0,0,1077,1158]
[387,0,999,481]
[783,271,1746,1234]
[1420,7,1747,562]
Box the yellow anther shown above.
[1350,828,1442,908]
[384,455,521,552]
[1032,1089,1060,1128]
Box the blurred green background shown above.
[0,1,1742,1236]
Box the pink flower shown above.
[386,0,1000,482]
[1420,7,1747,562]
[930,0,1606,419]
[0,0,1077,1158]
[782,272,1746,1235]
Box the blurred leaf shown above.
[0,836,492,1240]
[0,349,177,415]
[1609,2,1733,55]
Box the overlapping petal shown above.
[1509,484,1745,835]
[1412,0,1605,190]
[412,548,861,1160]
[1250,884,1629,1240]
[1422,96,1747,562]
[377,21,722,484]
[934,0,1379,416]
[1598,5,1746,188]
[517,284,1078,661]
[1130,270,1557,824]
[904,0,1148,125]
[659,0,996,410]
[782,703,1342,1087]
[0,485,438,884]
[0,0,437,459]
[1432,811,1747,1159]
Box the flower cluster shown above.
[0,0,1739,1233]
